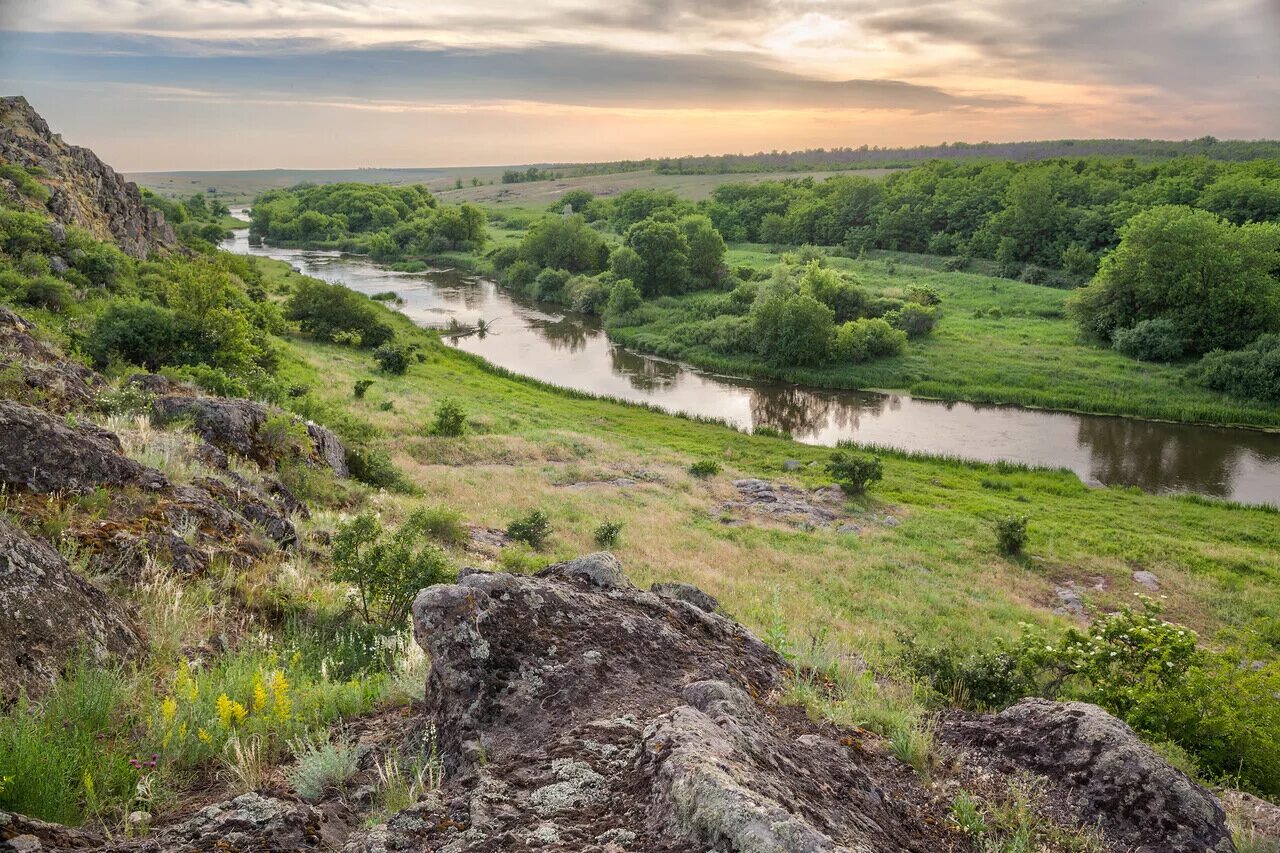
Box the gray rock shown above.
[1054,585,1086,617]
[157,792,325,851]
[940,698,1234,853]
[650,581,719,613]
[0,400,165,494]
[48,255,68,276]
[1133,570,1161,591]
[536,552,632,590]
[782,459,802,471]
[836,523,862,535]
[0,517,141,703]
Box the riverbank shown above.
[246,252,1280,666]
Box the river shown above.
[222,231,1280,506]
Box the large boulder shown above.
[153,395,348,477]
[940,698,1235,853]
[0,517,142,703]
[0,399,165,493]
[371,558,957,852]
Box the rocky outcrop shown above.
[0,96,178,258]
[940,698,1235,853]
[0,307,102,412]
[0,517,141,703]
[359,555,957,852]
[153,394,349,477]
[0,399,166,493]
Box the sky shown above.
[1,0,1278,171]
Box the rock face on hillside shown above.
[0,306,103,412]
[0,517,142,703]
[344,554,952,851]
[0,96,178,258]
[152,392,350,477]
[940,699,1235,852]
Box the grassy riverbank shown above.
[607,247,1280,428]
[256,255,1280,663]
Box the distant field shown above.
[129,166,900,207]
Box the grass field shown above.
[258,255,1280,665]
[131,166,899,207]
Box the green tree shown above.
[679,215,726,286]
[1069,206,1280,354]
[624,219,690,296]
[518,215,609,273]
[751,293,834,366]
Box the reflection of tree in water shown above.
[1076,417,1240,496]
[609,347,681,392]
[750,386,892,436]
[531,318,591,354]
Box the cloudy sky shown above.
[1,0,1278,171]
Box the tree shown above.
[624,219,690,296]
[751,293,834,366]
[797,261,867,323]
[518,215,609,273]
[679,215,726,286]
[1069,206,1280,354]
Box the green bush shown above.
[412,505,468,547]
[887,302,938,338]
[19,276,73,312]
[1189,334,1280,402]
[826,451,882,495]
[373,342,411,375]
[286,278,394,349]
[1112,317,1186,362]
[331,512,456,629]
[688,459,722,478]
[832,318,906,363]
[86,301,182,370]
[604,278,643,317]
[507,509,552,550]
[344,445,404,490]
[593,520,622,548]
[287,732,360,802]
[353,379,374,398]
[995,515,1028,555]
[430,398,467,436]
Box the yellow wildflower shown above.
[216,693,247,729]
[270,670,291,722]
[176,659,198,702]
[289,650,302,668]
[251,673,268,713]
[178,722,188,740]
[161,696,178,725]
[197,727,212,744]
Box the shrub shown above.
[429,398,467,437]
[750,293,834,366]
[826,451,882,495]
[688,459,721,478]
[353,379,374,398]
[373,342,411,375]
[604,278,643,317]
[593,521,622,548]
[507,510,552,550]
[995,515,1028,555]
[1112,317,1186,362]
[331,512,455,629]
[942,256,968,272]
[832,318,907,363]
[906,284,942,306]
[286,278,394,349]
[286,732,360,802]
[258,413,309,462]
[1018,264,1048,284]
[887,303,938,338]
[20,275,73,312]
[1189,334,1280,402]
[344,445,404,490]
[412,505,468,547]
[86,301,182,370]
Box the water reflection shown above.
[222,232,1280,506]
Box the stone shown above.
[0,307,103,413]
[940,698,1234,853]
[650,581,719,613]
[535,552,632,590]
[0,517,141,703]
[782,459,802,471]
[0,400,166,494]
[1054,585,1086,617]
[151,792,325,851]
[1218,789,1280,843]
[1133,570,1161,591]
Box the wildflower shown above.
[216,693,247,729]
[161,696,178,725]
[176,659,198,702]
[270,670,292,722]
[178,722,188,740]
[197,727,212,744]
[252,673,268,713]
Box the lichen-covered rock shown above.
[0,517,141,703]
[0,307,102,412]
[650,581,719,613]
[0,96,179,258]
[384,562,956,852]
[153,395,348,477]
[0,400,166,493]
[940,698,1234,853]
[194,475,298,549]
